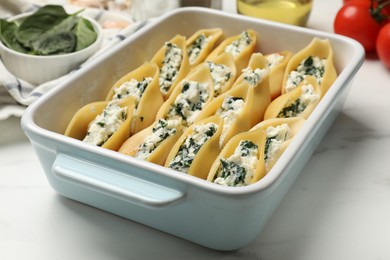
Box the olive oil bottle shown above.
[236,0,313,26]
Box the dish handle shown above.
[52,154,185,208]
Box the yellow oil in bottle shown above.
[236,0,313,26]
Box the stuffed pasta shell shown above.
[118,118,183,166]
[155,64,214,128]
[105,62,163,134]
[264,76,321,120]
[151,34,191,99]
[282,38,337,95]
[231,53,272,125]
[250,117,305,173]
[165,115,223,180]
[207,128,266,187]
[189,52,236,97]
[207,29,257,73]
[64,97,136,151]
[195,84,256,148]
[186,28,223,68]
[264,50,293,100]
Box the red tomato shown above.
[334,3,382,52]
[343,0,369,4]
[377,23,390,69]
[342,1,390,22]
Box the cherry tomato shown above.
[334,3,382,52]
[344,0,390,20]
[376,23,390,69]
[343,0,369,4]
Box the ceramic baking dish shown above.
[21,7,364,250]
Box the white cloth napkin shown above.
[0,0,147,120]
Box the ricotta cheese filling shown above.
[159,42,183,94]
[266,53,284,69]
[285,55,327,92]
[187,33,211,65]
[206,61,232,97]
[214,140,259,187]
[277,83,320,118]
[168,122,218,174]
[264,123,291,168]
[112,77,153,107]
[83,100,127,146]
[135,119,180,160]
[224,30,252,58]
[242,67,268,86]
[216,95,245,146]
[165,80,209,127]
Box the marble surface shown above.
[2,0,390,259]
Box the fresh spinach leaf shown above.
[0,19,29,53]
[74,17,97,51]
[34,31,77,55]
[15,5,70,48]
[0,5,97,56]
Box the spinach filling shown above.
[112,77,152,105]
[168,123,217,173]
[217,159,247,186]
[136,119,178,160]
[187,33,210,64]
[214,140,258,186]
[166,81,209,126]
[300,56,325,79]
[159,42,182,93]
[277,98,305,118]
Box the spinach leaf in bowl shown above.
[0,5,98,56]
[0,19,29,53]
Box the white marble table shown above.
[2,1,390,259]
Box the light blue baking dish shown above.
[21,7,364,250]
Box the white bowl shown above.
[0,12,103,85]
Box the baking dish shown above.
[21,7,364,250]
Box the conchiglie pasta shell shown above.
[64,97,136,151]
[207,29,257,74]
[207,128,267,185]
[232,52,267,87]
[186,28,223,68]
[282,37,337,95]
[231,53,272,125]
[190,52,237,96]
[264,76,321,120]
[265,50,293,100]
[105,62,164,134]
[118,119,183,166]
[165,115,223,180]
[195,83,254,147]
[151,34,191,99]
[251,117,306,172]
[155,64,214,127]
